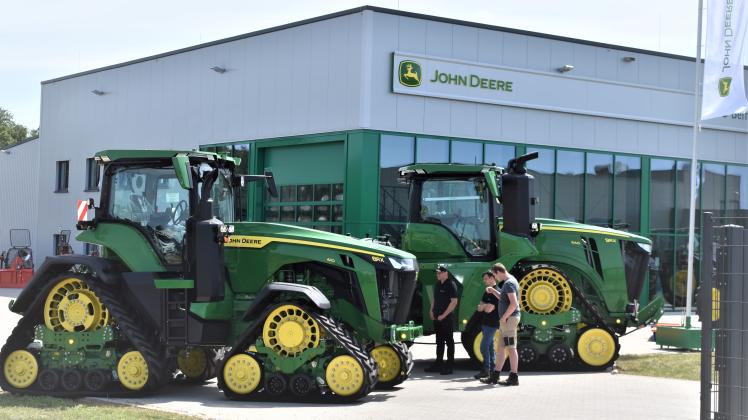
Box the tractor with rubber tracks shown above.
[1,149,421,401]
[398,152,664,370]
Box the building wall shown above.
[0,139,39,254]
[34,12,368,261]
[364,10,748,164]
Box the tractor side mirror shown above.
[264,171,278,199]
[483,170,501,203]
[232,171,278,198]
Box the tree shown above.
[0,107,32,149]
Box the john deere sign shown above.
[392,52,516,104]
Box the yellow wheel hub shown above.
[472,330,504,363]
[519,268,573,315]
[325,355,364,397]
[44,277,110,332]
[222,354,261,395]
[3,350,38,389]
[262,305,320,357]
[577,328,616,367]
[370,345,401,383]
[117,351,149,390]
[177,347,208,379]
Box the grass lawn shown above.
[0,393,198,420]
[616,353,701,381]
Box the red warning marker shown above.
[77,200,89,222]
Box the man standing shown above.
[473,271,500,380]
[425,264,459,375]
[482,263,520,386]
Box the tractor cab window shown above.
[108,165,190,265]
[196,163,235,222]
[419,177,492,257]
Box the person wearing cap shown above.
[482,262,520,386]
[424,264,459,375]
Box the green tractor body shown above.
[1,150,421,400]
[399,153,664,369]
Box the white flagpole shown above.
[686,0,705,327]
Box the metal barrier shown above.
[701,212,748,419]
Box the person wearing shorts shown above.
[481,263,520,386]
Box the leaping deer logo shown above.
[719,77,732,97]
[399,60,422,87]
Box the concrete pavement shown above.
[0,288,700,419]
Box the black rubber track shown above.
[0,272,169,397]
[218,303,379,402]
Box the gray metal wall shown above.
[365,10,748,164]
[0,139,39,254]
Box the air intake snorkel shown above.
[501,152,540,238]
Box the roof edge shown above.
[42,5,702,86]
[1,136,39,151]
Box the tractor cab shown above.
[83,150,275,301]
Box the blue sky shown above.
[1,0,700,130]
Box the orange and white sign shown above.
[76,200,89,222]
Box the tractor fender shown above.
[10,255,126,314]
[241,282,331,322]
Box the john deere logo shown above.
[399,60,421,87]
[719,77,732,97]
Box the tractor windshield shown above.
[108,164,190,264]
[419,177,492,257]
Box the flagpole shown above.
[685,0,705,327]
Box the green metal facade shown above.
[203,129,748,308]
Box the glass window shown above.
[527,147,554,219]
[555,150,584,223]
[265,181,344,232]
[675,161,698,233]
[650,159,676,233]
[727,165,748,226]
[380,135,415,224]
[55,161,69,193]
[232,144,250,221]
[108,164,189,265]
[416,138,449,163]
[585,153,613,227]
[85,158,100,191]
[419,177,492,257]
[614,155,641,231]
[702,163,726,218]
[650,235,675,306]
[484,143,515,168]
[451,141,482,164]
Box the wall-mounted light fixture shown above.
[622,56,637,62]
[90,89,105,96]
[0,149,10,155]
[557,64,574,73]
[210,66,227,74]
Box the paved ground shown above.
[0,288,700,419]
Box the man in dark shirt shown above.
[473,271,500,380]
[482,263,521,386]
[425,264,459,375]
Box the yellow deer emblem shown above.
[403,64,420,83]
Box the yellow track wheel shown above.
[576,328,616,367]
[44,277,110,332]
[519,268,573,315]
[472,330,504,363]
[177,347,208,379]
[262,304,320,357]
[3,350,38,389]
[370,345,401,383]
[117,351,149,390]
[223,354,262,395]
[325,355,364,397]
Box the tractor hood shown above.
[536,218,651,244]
[226,222,418,265]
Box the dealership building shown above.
[2,6,747,307]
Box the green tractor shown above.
[399,152,664,369]
[1,150,421,401]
